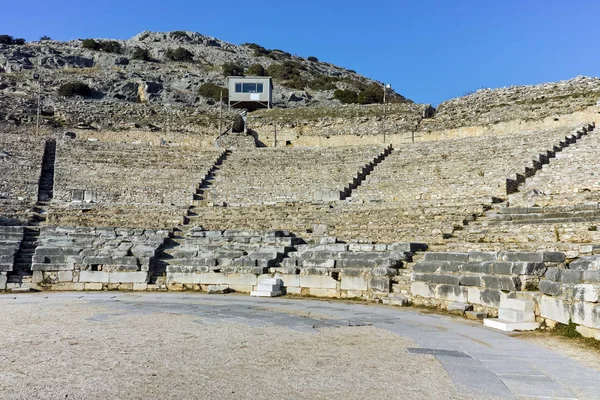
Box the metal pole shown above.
[382,84,386,144]
[219,91,223,134]
[35,74,41,136]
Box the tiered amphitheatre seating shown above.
[0,132,45,225]
[49,140,223,228]
[333,127,580,245]
[509,126,600,208]
[205,145,388,206]
[458,125,600,254]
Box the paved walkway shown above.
[2,292,599,399]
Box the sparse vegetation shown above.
[0,35,25,45]
[198,83,228,101]
[307,56,319,62]
[307,75,338,91]
[554,320,582,338]
[170,31,190,40]
[589,225,597,231]
[132,47,152,61]
[165,47,194,62]
[246,64,266,76]
[357,83,384,104]
[57,82,92,97]
[40,35,52,41]
[333,89,358,104]
[81,39,122,53]
[222,62,244,77]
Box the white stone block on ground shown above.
[502,298,536,312]
[251,290,282,297]
[498,308,536,323]
[483,318,539,332]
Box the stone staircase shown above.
[6,227,40,290]
[341,144,393,200]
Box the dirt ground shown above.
[0,295,486,400]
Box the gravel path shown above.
[0,294,480,400]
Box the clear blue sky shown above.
[3,0,598,105]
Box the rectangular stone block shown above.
[428,274,460,285]
[491,262,514,275]
[539,280,562,296]
[307,288,338,297]
[412,262,440,273]
[435,284,468,302]
[108,272,148,283]
[84,282,103,291]
[199,273,227,285]
[303,259,336,268]
[227,274,258,286]
[423,252,468,262]
[79,271,110,283]
[168,272,201,284]
[502,298,536,312]
[57,271,73,282]
[341,276,368,291]
[370,277,390,293]
[32,263,72,271]
[459,275,482,286]
[274,274,300,288]
[572,302,600,329]
[482,275,520,291]
[300,275,337,289]
[545,267,561,282]
[498,252,543,262]
[539,296,572,325]
[574,284,600,303]
[560,269,582,284]
[467,287,504,308]
[462,262,492,274]
[410,281,433,298]
[468,252,497,262]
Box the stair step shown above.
[483,318,539,332]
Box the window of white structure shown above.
[235,82,264,93]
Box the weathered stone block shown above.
[428,274,460,285]
[459,275,482,286]
[341,276,368,291]
[539,296,572,325]
[491,262,514,275]
[370,277,391,293]
[539,280,562,296]
[423,252,468,262]
[227,274,258,286]
[462,262,492,274]
[572,302,600,329]
[168,272,201,284]
[560,269,582,284]
[300,275,337,289]
[434,284,468,302]
[108,272,147,283]
[57,271,73,282]
[412,262,440,273]
[199,273,227,285]
[79,271,110,283]
[467,287,503,308]
[482,276,520,291]
[410,281,433,298]
[574,284,600,303]
[84,282,103,291]
[468,252,497,262]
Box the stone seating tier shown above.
[351,126,585,204]
[509,126,600,208]
[0,132,45,225]
[205,145,387,206]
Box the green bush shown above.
[246,64,266,76]
[333,89,358,104]
[0,35,25,45]
[267,61,303,81]
[132,47,151,61]
[99,40,122,54]
[357,83,384,104]
[81,39,100,50]
[81,39,121,53]
[286,76,308,90]
[308,75,338,91]
[165,47,194,62]
[222,62,244,77]
[40,35,52,41]
[58,82,92,97]
[198,83,228,101]
[307,56,318,62]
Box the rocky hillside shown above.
[0,30,410,128]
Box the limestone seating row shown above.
[486,204,600,226]
[205,145,387,206]
[506,124,595,194]
[410,251,565,313]
[0,133,46,224]
[31,226,169,287]
[537,255,600,337]
[351,127,576,203]
[510,124,600,207]
[0,227,24,282]
[53,139,223,206]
